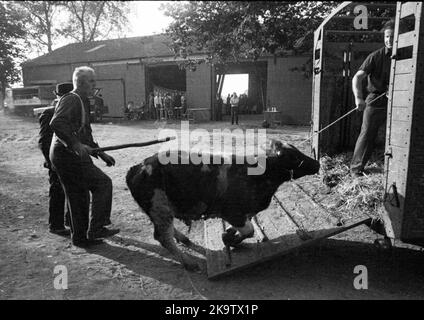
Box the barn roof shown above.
[22,34,178,67]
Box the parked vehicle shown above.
[4,85,56,116]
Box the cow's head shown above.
[264,140,320,179]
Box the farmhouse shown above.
[22,34,312,124]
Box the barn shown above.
[22,34,312,125]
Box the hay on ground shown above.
[319,152,385,221]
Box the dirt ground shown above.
[1,111,423,300]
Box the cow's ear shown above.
[273,141,283,152]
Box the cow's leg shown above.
[174,227,191,245]
[150,189,198,271]
[222,217,255,247]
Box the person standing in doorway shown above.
[226,94,231,115]
[148,92,155,119]
[154,92,161,120]
[350,20,394,177]
[230,92,239,125]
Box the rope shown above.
[296,92,387,147]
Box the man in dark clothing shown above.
[50,66,119,248]
[216,95,223,121]
[226,94,231,115]
[39,82,73,236]
[350,20,394,177]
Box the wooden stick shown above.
[92,136,176,152]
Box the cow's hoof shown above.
[222,228,244,247]
[175,235,191,246]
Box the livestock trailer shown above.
[205,1,424,279]
[311,1,424,247]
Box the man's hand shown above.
[355,97,366,111]
[99,152,115,167]
[73,142,94,159]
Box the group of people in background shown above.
[224,93,257,116]
[149,90,186,121]
[219,92,258,125]
[123,90,257,125]
[122,89,187,121]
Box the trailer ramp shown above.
[204,182,371,280]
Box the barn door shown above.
[311,27,324,160]
[96,79,125,117]
[383,1,424,245]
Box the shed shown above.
[22,34,313,124]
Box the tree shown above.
[161,1,338,69]
[59,1,131,43]
[0,1,26,105]
[14,1,131,55]
[14,1,63,53]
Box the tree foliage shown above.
[14,1,63,53]
[161,1,338,69]
[0,1,26,94]
[58,1,131,43]
[14,1,131,55]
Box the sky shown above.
[127,1,174,37]
[27,1,174,58]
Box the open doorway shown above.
[215,61,267,119]
[221,74,249,98]
[145,64,186,98]
[218,73,253,116]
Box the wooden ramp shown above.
[204,181,371,280]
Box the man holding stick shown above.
[350,20,394,177]
[50,66,119,248]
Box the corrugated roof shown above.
[23,34,177,67]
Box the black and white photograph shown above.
[1,1,424,302]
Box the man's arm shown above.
[50,95,93,158]
[352,70,368,111]
[38,110,54,165]
[49,95,80,149]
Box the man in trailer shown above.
[350,20,395,177]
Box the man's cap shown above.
[54,82,73,97]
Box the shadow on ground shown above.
[90,235,424,299]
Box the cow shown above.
[126,140,320,270]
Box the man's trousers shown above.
[51,147,112,242]
[350,106,387,173]
[48,168,70,229]
[231,106,238,125]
